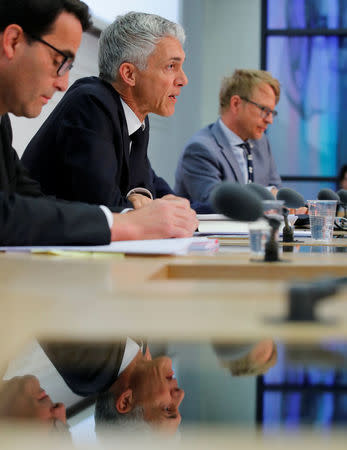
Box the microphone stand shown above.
[282,207,294,243]
[286,277,347,322]
[264,216,281,262]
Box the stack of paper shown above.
[197,214,249,235]
[0,237,219,256]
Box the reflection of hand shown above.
[289,206,308,215]
[220,339,277,376]
[128,193,152,209]
[111,198,198,241]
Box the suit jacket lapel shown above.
[212,121,244,183]
[113,91,131,192]
[0,114,11,192]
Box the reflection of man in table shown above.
[175,69,282,203]
[23,12,189,211]
[41,339,184,435]
[0,375,66,427]
[41,338,277,434]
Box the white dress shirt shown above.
[120,98,152,200]
[118,337,143,375]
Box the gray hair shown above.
[94,391,149,433]
[98,11,186,83]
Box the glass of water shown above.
[307,200,337,242]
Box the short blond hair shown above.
[219,69,280,114]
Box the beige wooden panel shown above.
[0,425,346,449]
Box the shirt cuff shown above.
[126,187,153,199]
[99,205,113,229]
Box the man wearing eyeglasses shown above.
[0,1,197,245]
[175,69,282,204]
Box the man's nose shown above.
[265,112,274,124]
[176,69,188,87]
[171,387,185,405]
[53,72,69,92]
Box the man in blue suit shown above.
[175,69,282,204]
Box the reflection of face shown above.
[4,11,82,118]
[131,356,184,435]
[133,36,188,119]
[0,375,66,425]
[235,82,276,141]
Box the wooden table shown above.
[0,245,346,447]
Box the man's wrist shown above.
[126,187,153,199]
[99,205,114,229]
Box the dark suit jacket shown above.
[0,114,42,197]
[41,341,126,396]
[0,114,110,245]
[175,119,282,203]
[22,77,173,208]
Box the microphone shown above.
[317,188,347,230]
[209,183,263,222]
[244,184,286,249]
[210,183,280,262]
[277,187,305,208]
[276,188,305,243]
[337,189,347,206]
[244,183,275,201]
[317,188,340,202]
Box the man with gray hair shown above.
[41,339,184,435]
[175,69,282,204]
[22,12,190,211]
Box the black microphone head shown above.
[245,183,275,200]
[317,188,340,201]
[277,188,305,208]
[337,189,347,205]
[210,182,264,222]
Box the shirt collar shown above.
[120,98,145,136]
[118,337,142,376]
[218,117,253,148]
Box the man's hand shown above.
[128,193,152,209]
[161,193,186,202]
[110,197,198,241]
[289,206,308,215]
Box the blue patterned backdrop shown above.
[265,0,347,199]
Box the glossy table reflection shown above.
[0,236,346,448]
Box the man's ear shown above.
[230,95,242,112]
[115,388,134,414]
[118,62,137,87]
[2,24,25,60]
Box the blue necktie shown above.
[239,142,254,183]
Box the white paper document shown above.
[0,237,219,256]
[197,214,311,237]
[197,214,249,234]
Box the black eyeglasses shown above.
[26,33,74,77]
[240,96,278,119]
